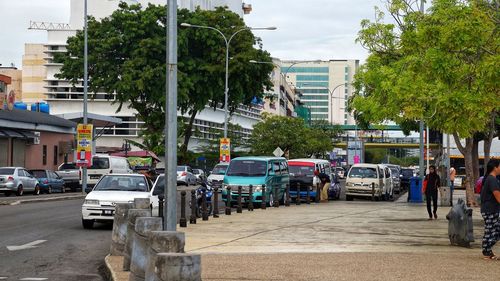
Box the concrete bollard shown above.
[261,185,267,209]
[285,184,290,207]
[129,217,163,281]
[135,198,151,210]
[213,187,219,218]
[153,253,201,281]
[237,186,243,213]
[180,191,187,228]
[273,185,280,208]
[158,195,164,222]
[446,198,474,247]
[190,190,197,224]
[201,189,209,221]
[315,183,321,203]
[110,202,134,256]
[124,209,152,271]
[248,185,254,211]
[296,183,301,205]
[225,186,232,215]
[145,231,186,281]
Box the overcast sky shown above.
[0,0,384,68]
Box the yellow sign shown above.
[76,124,93,167]
[219,138,231,162]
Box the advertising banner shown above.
[219,138,231,162]
[76,124,93,167]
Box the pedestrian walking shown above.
[318,173,330,202]
[480,159,500,260]
[424,165,440,220]
[450,166,456,206]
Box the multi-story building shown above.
[22,0,257,152]
[283,60,359,125]
[260,58,298,117]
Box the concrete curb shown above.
[105,255,130,281]
[104,255,117,281]
[0,194,86,205]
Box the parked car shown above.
[29,169,65,193]
[345,164,384,201]
[81,155,133,192]
[57,162,81,191]
[81,174,151,229]
[385,164,401,194]
[193,169,206,184]
[222,157,289,207]
[0,167,40,196]
[176,165,197,186]
[207,163,229,188]
[288,159,339,201]
[379,165,394,201]
[400,168,416,190]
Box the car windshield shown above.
[212,165,228,175]
[94,175,149,192]
[289,165,314,176]
[226,160,267,177]
[90,157,110,169]
[349,167,377,179]
[0,168,15,175]
[390,168,399,176]
[59,163,76,170]
[177,166,186,172]
[30,170,47,178]
[401,169,414,177]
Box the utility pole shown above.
[419,0,425,181]
[82,0,88,194]
[164,0,178,231]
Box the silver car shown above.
[0,167,40,196]
[176,166,196,186]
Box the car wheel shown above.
[33,185,40,196]
[16,185,24,196]
[47,186,52,194]
[267,192,274,207]
[82,219,94,229]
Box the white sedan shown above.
[81,174,151,229]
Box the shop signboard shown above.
[76,124,93,167]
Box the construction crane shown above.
[29,21,72,31]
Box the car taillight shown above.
[43,179,49,184]
[182,172,187,176]
[7,176,14,181]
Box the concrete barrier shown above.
[446,198,474,247]
[134,198,151,210]
[145,231,185,281]
[152,253,201,281]
[123,209,151,271]
[129,217,163,281]
[110,203,134,256]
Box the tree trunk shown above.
[179,109,198,164]
[472,137,480,182]
[453,134,478,207]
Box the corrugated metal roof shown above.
[0,108,76,128]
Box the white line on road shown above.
[19,278,48,281]
[0,277,8,280]
[6,240,47,251]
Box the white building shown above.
[259,58,298,117]
[22,0,257,152]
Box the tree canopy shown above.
[56,2,273,160]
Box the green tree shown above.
[250,114,333,158]
[350,0,499,202]
[55,3,273,163]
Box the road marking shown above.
[20,278,48,281]
[0,277,8,280]
[6,240,47,251]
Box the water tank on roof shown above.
[31,102,50,114]
[14,102,28,110]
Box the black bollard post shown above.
[225,186,232,215]
[237,186,243,213]
[190,190,197,224]
[371,182,375,201]
[179,191,187,227]
[201,189,209,221]
[306,185,311,204]
[285,184,291,207]
[274,185,280,208]
[158,194,164,224]
[261,185,267,209]
[248,185,254,211]
[213,187,219,218]
[315,183,321,203]
[296,183,301,205]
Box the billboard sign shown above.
[220,138,231,162]
[76,124,93,167]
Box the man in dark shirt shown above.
[480,159,500,259]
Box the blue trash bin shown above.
[409,177,423,203]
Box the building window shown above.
[300,89,329,94]
[296,75,329,81]
[284,67,329,73]
[43,145,47,165]
[296,82,329,88]
[53,145,58,165]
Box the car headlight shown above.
[253,185,263,192]
[84,199,99,206]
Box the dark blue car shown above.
[29,169,65,193]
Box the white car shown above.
[81,174,151,229]
[207,163,229,188]
[177,165,197,186]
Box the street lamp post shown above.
[82,0,89,194]
[180,23,276,138]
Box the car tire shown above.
[346,195,353,201]
[34,185,40,196]
[16,185,24,196]
[82,219,94,229]
[267,192,274,207]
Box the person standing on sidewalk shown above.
[480,159,500,260]
[318,173,330,202]
[425,165,440,220]
[449,166,456,206]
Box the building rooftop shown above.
[0,109,76,133]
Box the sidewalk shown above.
[108,194,498,281]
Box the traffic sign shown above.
[273,147,284,157]
[220,138,231,162]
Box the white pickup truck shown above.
[57,163,80,192]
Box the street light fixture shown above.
[181,23,276,139]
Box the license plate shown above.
[90,175,100,179]
[103,210,114,216]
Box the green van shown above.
[222,157,290,206]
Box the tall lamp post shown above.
[180,23,276,138]
[82,0,89,194]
